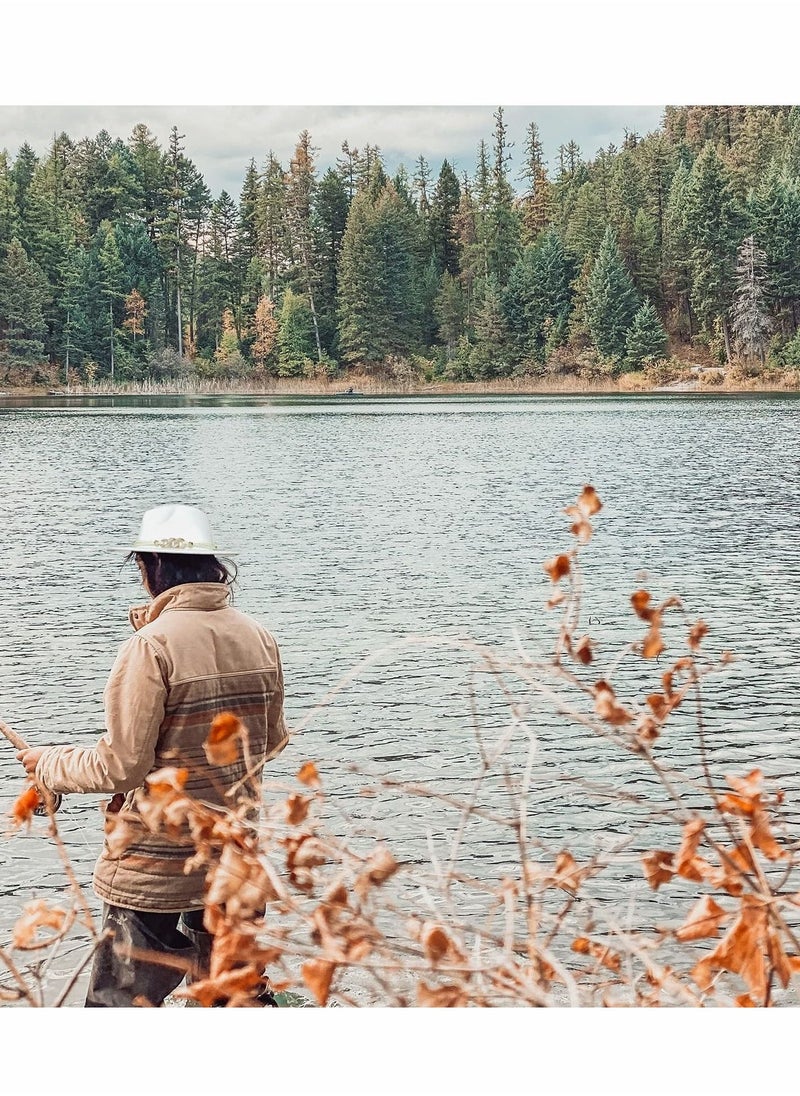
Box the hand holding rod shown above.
[1,717,63,813]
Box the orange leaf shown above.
[674,819,705,877]
[571,936,620,971]
[543,554,571,583]
[364,847,399,884]
[144,767,188,797]
[104,816,135,859]
[301,959,336,1006]
[570,519,593,544]
[322,882,349,908]
[688,620,709,651]
[675,895,729,942]
[646,693,670,720]
[735,993,756,1007]
[634,716,660,745]
[573,636,594,665]
[12,900,68,949]
[285,794,313,826]
[552,850,584,892]
[641,850,675,890]
[631,590,654,621]
[417,981,468,1007]
[592,681,632,726]
[692,895,770,1000]
[750,809,786,861]
[297,761,321,788]
[725,770,764,799]
[11,784,41,827]
[421,923,451,963]
[719,793,757,816]
[577,484,602,516]
[204,712,244,767]
[642,627,665,660]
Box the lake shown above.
[1,392,799,1004]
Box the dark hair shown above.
[126,551,237,599]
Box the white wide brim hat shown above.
[129,504,232,556]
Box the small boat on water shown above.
[334,387,365,397]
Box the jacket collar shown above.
[129,582,231,632]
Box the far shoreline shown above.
[2,376,799,400]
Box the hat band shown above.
[134,537,216,551]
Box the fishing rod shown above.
[1,717,63,814]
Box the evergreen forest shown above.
[2,105,800,388]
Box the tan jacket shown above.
[36,583,288,912]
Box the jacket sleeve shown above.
[264,645,289,762]
[35,633,168,795]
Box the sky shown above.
[0,2,792,204]
[0,104,667,199]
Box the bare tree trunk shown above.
[175,243,183,359]
[307,277,323,362]
[189,219,202,349]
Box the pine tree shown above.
[488,107,520,283]
[209,191,243,330]
[629,209,660,297]
[564,182,606,263]
[429,160,461,276]
[412,154,429,231]
[553,140,586,235]
[684,143,749,358]
[311,168,349,352]
[285,131,323,361]
[639,131,678,257]
[585,225,640,362]
[519,121,552,245]
[434,271,465,357]
[128,123,170,243]
[454,175,479,327]
[624,300,668,370]
[662,162,694,338]
[256,152,289,302]
[470,273,511,377]
[277,287,315,375]
[504,230,575,363]
[749,163,800,333]
[473,140,492,282]
[0,237,50,366]
[730,234,772,362]
[337,183,421,363]
[336,141,366,202]
[10,143,38,225]
[0,150,18,249]
[97,221,126,378]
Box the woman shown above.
[17,503,289,1007]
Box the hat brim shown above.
[127,543,236,556]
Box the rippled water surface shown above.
[1,392,798,1002]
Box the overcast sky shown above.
[0,104,666,200]
[0,3,786,203]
